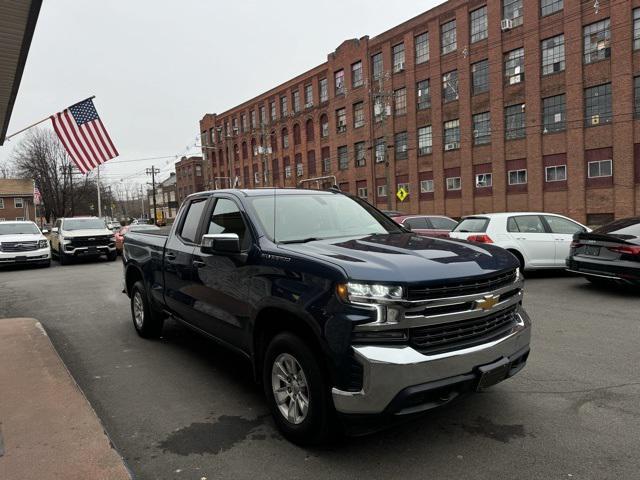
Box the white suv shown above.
[449,212,590,271]
[0,221,51,267]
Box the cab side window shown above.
[208,198,249,249]
[405,218,429,229]
[179,199,207,243]
[544,215,584,235]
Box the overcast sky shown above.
[1,0,441,187]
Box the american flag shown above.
[50,98,118,174]
[34,185,42,205]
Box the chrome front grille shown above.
[409,305,518,355]
[1,241,39,252]
[408,270,517,301]
[69,236,111,247]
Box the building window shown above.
[292,90,301,113]
[280,96,288,117]
[270,102,276,121]
[634,9,640,50]
[352,102,365,129]
[338,146,349,170]
[584,83,612,127]
[508,169,527,185]
[14,198,24,208]
[322,148,330,172]
[371,52,383,80]
[418,126,433,155]
[541,0,563,16]
[320,114,329,138]
[541,35,565,75]
[543,94,566,133]
[285,165,292,178]
[375,138,386,163]
[293,124,301,145]
[296,162,303,177]
[417,79,430,110]
[250,110,256,129]
[319,78,328,102]
[394,88,407,115]
[0,198,4,208]
[470,7,488,43]
[282,128,289,149]
[583,19,610,64]
[476,173,492,188]
[351,61,363,88]
[377,185,387,197]
[397,182,410,194]
[504,48,524,85]
[588,159,613,178]
[258,106,265,125]
[304,84,313,106]
[393,43,405,72]
[505,104,526,140]
[545,165,567,182]
[420,179,434,193]
[472,59,489,94]
[355,141,366,167]
[503,0,523,27]
[446,177,461,191]
[442,70,458,102]
[635,77,640,118]
[335,70,345,96]
[415,32,429,64]
[336,108,347,133]
[357,187,368,199]
[240,114,247,133]
[395,132,408,159]
[473,112,491,145]
[441,19,457,55]
[444,119,460,150]
[15,217,24,221]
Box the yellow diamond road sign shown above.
[396,187,408,202]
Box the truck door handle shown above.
[166,252,176,260]
[192,260,206,268]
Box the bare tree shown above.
[0,158,16,178]
[10,128,98,221]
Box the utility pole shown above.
[140,185,145,219]
[146,166,160,224]
[371,71,394,210]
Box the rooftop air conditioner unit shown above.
[445,142,460,151]
[501,18,513,31]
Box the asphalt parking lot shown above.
[0,259,638,480]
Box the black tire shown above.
[130,280,164,338]
[263,332,335,445]
[508,249,526,273]
[107,250,118,261]
[58,247,69,265]
[41,260,51,268]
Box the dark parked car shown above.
[123,189,531,445]
[566,217,640,285]
[391,214,458,238]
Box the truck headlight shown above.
[62,237,71,244]
[38,240,49,249]
[337,282,404,303]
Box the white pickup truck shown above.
[49,216,117,264]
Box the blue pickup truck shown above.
[122,188,531,444]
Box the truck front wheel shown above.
[263,332,335,445]
[130,280,163,338]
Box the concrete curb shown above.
[0,318,132,480]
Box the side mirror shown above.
[51,227,59,234]
[201,233,240,254]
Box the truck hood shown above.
[0,234,45,243]
[278,233,518,283]
[61,229,112,238]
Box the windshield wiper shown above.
[279,237,324,244]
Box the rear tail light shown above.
[608,245,640,256]
[467,234,493,244]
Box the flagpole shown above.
[97,165,102,218]
[4,95,96,141]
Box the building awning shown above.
[0,0,42,145]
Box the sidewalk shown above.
[0,318,131,480]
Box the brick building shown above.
[175,156,204,204]
[0,179,36,221]
[200,0,640,225]
[147,172,178,223]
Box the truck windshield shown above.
[0,223,40,235]
[247,193,403,243]
[63,219,107,231]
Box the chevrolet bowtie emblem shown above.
[476,294,500,311]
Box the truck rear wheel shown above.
[263,332,335,445]
[130,280,164,338]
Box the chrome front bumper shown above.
[332,307,531,415]
[0,248,51,263]
[64,244,115,255]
